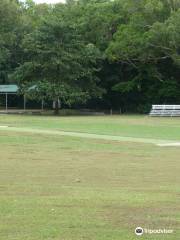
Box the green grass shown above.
[0,114,180,140]
[0,115,180,239]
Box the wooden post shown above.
[6,93,8,111]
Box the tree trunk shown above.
[53,99,61,115]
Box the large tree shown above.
[12,10,103,113]
[0,0,21,83]
[106,0,180,110]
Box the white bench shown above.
[149,105,180,116]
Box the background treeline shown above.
[0,0,179,113]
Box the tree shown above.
[12,13,103,114]
[106,0,180,110]
[1,0,179,113]
[0,0,21,83]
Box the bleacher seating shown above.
[149,105,180,117]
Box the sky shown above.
[32,0,64,3]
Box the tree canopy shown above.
[0,0,179,113]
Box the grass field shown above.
[0,115,180,239]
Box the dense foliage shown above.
[0,0,179,113]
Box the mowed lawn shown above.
[0,115,180,240]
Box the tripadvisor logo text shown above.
[135,227,174,236]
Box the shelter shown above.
[0,84,26,111]
[0,84,44,112]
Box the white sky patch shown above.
[24,0,65,4]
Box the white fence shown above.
[149,105,180,116]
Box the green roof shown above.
[0,85,18,93]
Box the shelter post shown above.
[6,93,8,111]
